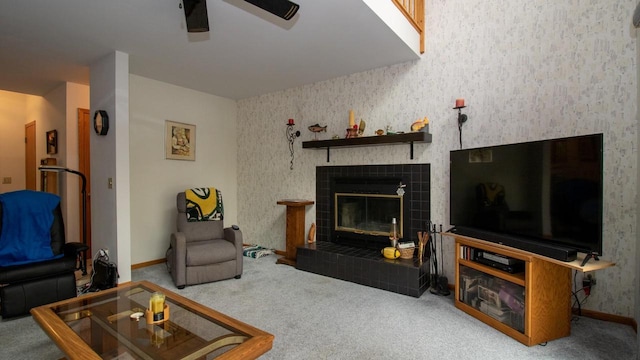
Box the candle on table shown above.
[455,99,465,108]
[349,110,355,127]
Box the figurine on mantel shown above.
[308,124,327,140]
[357,119,366,136]
[411,117,429,132]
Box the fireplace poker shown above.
[429,224,450,296]
[429,223,439,295]
[438,224,450,296]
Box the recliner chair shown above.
[0,190,85,318]
[166,191,243,289]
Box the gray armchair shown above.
[166,191,243,289]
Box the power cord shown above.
[78,249,110,294]
[570,270,590,317]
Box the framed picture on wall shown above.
[165,120,195,161]
[46,130,57,155]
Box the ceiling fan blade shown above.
[244,0,300,21]
[182,0,210,32]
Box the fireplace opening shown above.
[335,193,403,238]
[331,176,409,249]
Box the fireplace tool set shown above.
[422,222,450,296]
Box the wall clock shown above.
[94,110,109,135]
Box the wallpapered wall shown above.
[237,1,637,317]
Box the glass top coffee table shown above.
[31,281,274,360]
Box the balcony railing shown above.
[392,0,425,53]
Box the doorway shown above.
[25,121,36,190]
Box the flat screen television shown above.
[449,134,603,262]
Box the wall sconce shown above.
[453,99,468,149]
[286,119,300,170]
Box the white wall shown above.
[237,0,638,317]
[90,51,132,283]
[0,90,37,192]
[129,75,238,265]
[39,84,66,171]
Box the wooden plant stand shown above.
[276,199,314,267]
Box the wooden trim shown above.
[391,0,423,32]
[391,0,425,54]
[131,258,166,270]
[131,243,280,270]
[572,308,638,333]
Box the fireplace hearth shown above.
[297,241,430,297]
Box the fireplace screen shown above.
[334,193,403,237]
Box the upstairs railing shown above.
[392,0,425,53]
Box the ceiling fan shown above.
[182,0,300,33]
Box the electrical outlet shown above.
[2,177,11,184]
[582,273,596,295]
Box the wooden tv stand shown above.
[448,233,614,346]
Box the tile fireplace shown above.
[296,164,432,297]
[317,164,430,247]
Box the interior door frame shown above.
[78,108,92,258]
[25,121,36,190]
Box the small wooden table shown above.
[31,281,274,360]
[276,199,314,266]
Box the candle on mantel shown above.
[288,118,294,125]
[455,98,465,108]
[349,110,355,127]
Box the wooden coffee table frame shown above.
[31,281,274,360]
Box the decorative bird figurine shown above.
[411,117,429,132]
[308,124,327,140]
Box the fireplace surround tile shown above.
[315,164,430,247]
[297,164,432,297]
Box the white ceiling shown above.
[0,0,419,100]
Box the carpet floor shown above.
[1,254,637,359]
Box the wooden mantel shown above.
[302,131,432,162]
